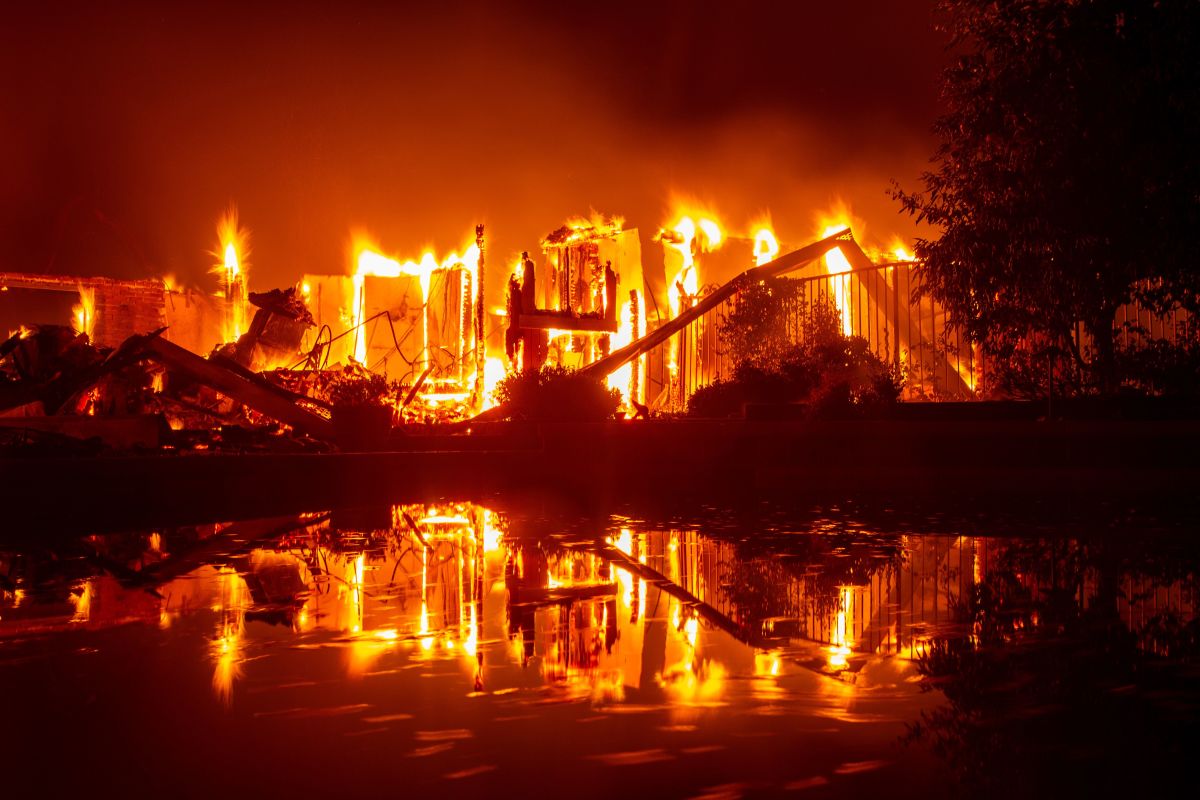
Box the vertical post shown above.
[474,224,486,406]
[893,265,901,376]
[460,270,472,386]
[630,289,641,406]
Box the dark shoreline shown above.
[4,415,1199,535]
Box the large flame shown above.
[752,228,780,266]
[350,235,480,365]
[816,204,862,338]
[213,208,250,342]
[662,213,723,320]
[605,293,644,407]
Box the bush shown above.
[495,365,621,422]
[688,289,901,418]
[327,370,391,409]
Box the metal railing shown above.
[643,262,980,412]
[642,262,1198,411]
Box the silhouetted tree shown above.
[895,1,1200,390]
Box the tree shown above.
[895,0,1200,391]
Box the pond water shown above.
[2,501,1198,797]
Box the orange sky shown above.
[0,1,947,297]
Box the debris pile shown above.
[0,287,351,453]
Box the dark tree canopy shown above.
[896,0,1200,388]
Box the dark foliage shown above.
[495,364,621,422]
[894,0,1200,392]
[327,369,390,408]
[906,535,1200,795]
[689,284,901,417]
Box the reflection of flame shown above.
[211,567,246,707]
[827,585,856,670]
[70,580,94,622]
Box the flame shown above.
[350,234,479,366]
[479,356,507,410]
[605,295,643,406]
[71,286,96,339]
[662,213,722,319]
[819,216,855,337]
[482,509,503,554]
[753,228,780,266]
[660,211,723,385]
[212,208,250,341]
[889,239,916,263]
[554,212,626,245]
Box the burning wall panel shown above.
[360,274,423,380]
[162,289,227,355]
[300,274,356,368]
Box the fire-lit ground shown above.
[3,502,1199,796]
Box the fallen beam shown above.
[580,228,849,380]
[133,334,335,441]
[470,229,850,423]
[514,312,618,333]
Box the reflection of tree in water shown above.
[719,531,904,637]
[907,535,1200,795]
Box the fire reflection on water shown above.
[212,567,246,707]
[2,505,1196,716]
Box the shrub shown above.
[327,370,391,408]
[495,365,621,422]
[688,288,901,418]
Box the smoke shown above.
[0,1,945,303]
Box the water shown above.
[2,502,1198,797]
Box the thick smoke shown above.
[0,1,945,304]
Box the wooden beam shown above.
[134,334,335,441]
[515,312,618,333]
[578,228,850,380]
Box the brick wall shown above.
[0,272,166,347]
[91,279,166,346]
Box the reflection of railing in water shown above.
[4,513,1197,704]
